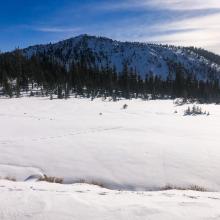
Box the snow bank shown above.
[0,180,220,220]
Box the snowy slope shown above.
[1,180,220,220]
[1,97,220,191]
[23,34,220,80]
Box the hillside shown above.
[23,34,220,80]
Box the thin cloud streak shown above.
[35,27,81,33]
[14,24,82,34]
[144,0,220,10]
[96,0,220,11]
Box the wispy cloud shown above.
[34,27,81,33]
[144,0,220,10]
[95,0,220,11]
[87,0,220,53]
[147,12,220,51]
[15,24,81,34]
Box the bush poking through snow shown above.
[39,175,63,184]
[0,177,17,182]
[74,179,105,188]
[122,104,128,110]
[162,184,207,192]
[189,185,207,192]
[184,105,210,116]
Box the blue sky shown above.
[1,0,220,53]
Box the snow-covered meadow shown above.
[1,97,220,219]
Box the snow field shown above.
[0,97,220,191]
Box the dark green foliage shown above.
[0,49,220,103]
[184,105,210,116]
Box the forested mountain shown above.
[1,34,220,102]
[23,34,220,81]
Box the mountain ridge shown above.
[22,34,220,81]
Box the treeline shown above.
[0,49,220,103]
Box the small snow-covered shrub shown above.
[184,105,210,116]
[39,175,63,184]
[174,98,188,106]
